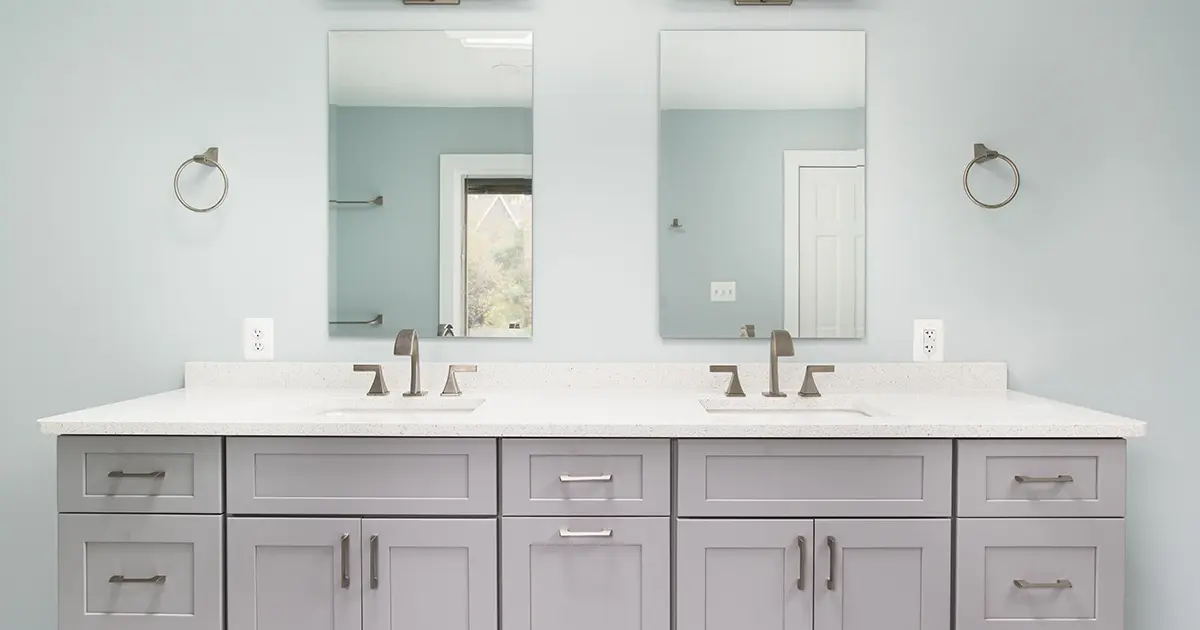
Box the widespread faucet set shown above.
[353,328,831,399]
[710,329,835,398]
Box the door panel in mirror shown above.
[658,31,866,339]
[328,31,534,340]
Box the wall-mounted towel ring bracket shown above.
[963,143,1020,209]
[174,147,228,213]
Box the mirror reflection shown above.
[658,31,866,339]
[328,31,534,339]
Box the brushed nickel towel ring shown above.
[963,143,1020,209]
[174,147,228,213]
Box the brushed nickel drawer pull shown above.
[796,535,806,591]
[109,575,166,585]
[340,534,351,589]
[1014,579,1073,589]
[559,474,613,483]
[558,528,613,538]
[369,535,379,590]
[107,470,166,479]
[1014,475,1074,483]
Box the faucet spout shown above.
[763,329,794,397]
[393,329,426,397]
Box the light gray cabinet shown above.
[676,519,814,630]
[362,518,497,630]
[501,517,671,630]
[227,518,362,630]
[815,519,952,630]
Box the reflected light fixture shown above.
[734,0,793,4]
[444,31,533,50]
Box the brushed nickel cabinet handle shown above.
[558,528,613,538]
[796,536,806,591]
[1014,579,1073,589]
[340,534,351,589]
[1014,475,1074,483]
[369,535,379,590]
[109,575,166,585]
[107,470,166,479]
[558,474,614,482]
[826,536,837,590]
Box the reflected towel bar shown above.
[329,196,384,206]
[330,314,384,326]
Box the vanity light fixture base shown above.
[403,0,460,4]
[735,0,793,5]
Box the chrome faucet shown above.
[763,329,794,398]
[393,329,426,397]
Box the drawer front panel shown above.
[677,439,952,517]
[58,436,223,514]
[956,518,1124,630]
[58,514,223,630]
[226,437,496,515]
[958,440,1126,517]
[501,439,670,515]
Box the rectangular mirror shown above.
[658,31,866,339]
[328,31,534,339]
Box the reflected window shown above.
[463,178,533,337]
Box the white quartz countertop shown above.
[38,387,1147,439]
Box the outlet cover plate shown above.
[913,318,944,362]
[243,317,275,361]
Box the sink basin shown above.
[699,396,876,417]
[319,397,484,417]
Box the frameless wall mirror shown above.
[328,31,534,339]
[658,30,866,339]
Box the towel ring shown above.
[963,143,1020,209]
[174,147,228,213]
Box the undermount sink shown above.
[699,396,876,417]
[319,397,485,417]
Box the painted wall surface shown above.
[659,108,864,338]
[331,106,532,338]
[0,1,1196,628]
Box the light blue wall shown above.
[331,106,532,338]
[1,1,1198,629]
[659,108,864,338]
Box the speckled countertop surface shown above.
[37,362,1146,438]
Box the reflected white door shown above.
[784,151,865,338]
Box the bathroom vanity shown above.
[42,362,1144,630]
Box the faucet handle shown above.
[709,365,746,398]
[441,364,478,397]
[353,364,390,397]
[799,365,835,398]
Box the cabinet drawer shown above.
[957,440,1126,517]
[226,437,496,515]
[501,439,670,516]
[58,514,223,630]
[956,518,1124,630]
[677,439,952,517]
[58,436,223,514]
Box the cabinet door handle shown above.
[558,474,613,482]
[340,534,350,589]
[796,536,806,591]
[109,574,166,585]
[1014,579,1073,589]
[369,535,379,590]
[558,528,613,538]
[1014,474,1074,483]
[825,536,837,590]
[107,470,166,479]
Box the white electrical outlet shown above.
[243,318,275,361]
[710,281,737,302]
[913,319,944,362]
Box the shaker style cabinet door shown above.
[815,519,952,630]
[501,517,670,630]
[361,519,497,630]
[676,519,815,630]
[227,518,362,630]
